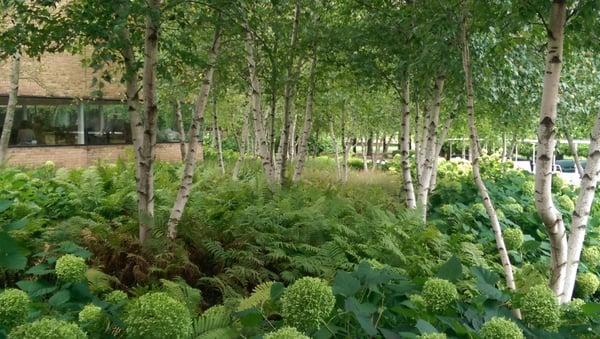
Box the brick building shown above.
[0,52,180,167]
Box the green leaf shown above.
[0,232,28,270]
[582,303,600,315]
[415,319,438,334]
[344,297,377,316]
[436,256,463,282]
[4,217,27,231]
[356,315,378,336]
[270,282,284,301]
[49,289,71,306]
[26,263,54,275]
[333,271,361,297]
[472,267,506,301]
[236,308,263,328]
[0,200,12,214]
[17,280,58,298]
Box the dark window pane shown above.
[85,104,131,145]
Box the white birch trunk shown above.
[244,25,275,186]
[564,129,583,178]
[331,121,341,181]
[400,81,417,209]
[534,0,568,298]
[343,138,352,182]
[416,76,444,220]
[293,44,318,182]
[233,111,250,180]
[461,15,520,317]
[167,28,220,239]
[0,52,21,164]
[212,95,225,174]
[279,1,301,184]
[361,137,368,171]
[429,117,453,192]
[175,100,187,161]
[138,0,161,244]
[561,111,600,302]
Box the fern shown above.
[193,305,237,339]
[161,278,202,314]
[236,281,274,312]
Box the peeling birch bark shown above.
[400,81,417,209]
[534,0,568,298]
[0,52,20,164]
[461,14,520,318]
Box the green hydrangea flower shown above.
[78,304,106,335]
[281,277,335,333]
[520,284,561,331]
[0,289,31,330]
[123,292,192,339]
[522,181,535,196]
[408,294,426,309]
[504,203,524,216]
[558,195,575,213]
[422,278,458,313]
[55,254,88,283]
[104,290,128,304]
[264,326,310,339]
[582,246,600,268]
[561,298,588,325]
[503,228,524,250]
[576,272,599,298]
[479,317,524,339]
[8,318,86,339]
[416,333,446,339]
[471,203,486,216]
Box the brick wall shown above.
[6,143,182,168]
[0,52,123,102]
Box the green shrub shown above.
[78,304,107,335]
[0,289,31,330]
[582,246,600,268]
[8,318,86,339]
[558,195,575,213]
[408,294,426,309]
[55,254,88,283]
[520,285,561,331]
[416,333,447,339]
[479,317,524,339]
[347,158,364,170]
[281,277,335,332]
[503,228,524,250]
[124,292,192,339]
[422,278,458,313]
[264,326,310,339]
[561,298,588,325]
[576,272,599,298]
[104,290,128,304]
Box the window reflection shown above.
[0,103,131,146]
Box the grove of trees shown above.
[2,0,600,338]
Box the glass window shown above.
[85,105,131,144]
[0,103,131,146]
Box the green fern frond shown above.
[236,281,274,312]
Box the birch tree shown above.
[461,9,519,316]
[167,27,221,239]
[534,0,568,297]
[0,52,20,165]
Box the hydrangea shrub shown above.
[9,318,86,339]
[264,326,311,339]
[520,285,561,331]
[123,292,192,339]
[422,278,458,313]
[479,317,524,339]
[0,289,31,330]
[281,277,335,333]
[55,254,88,283]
